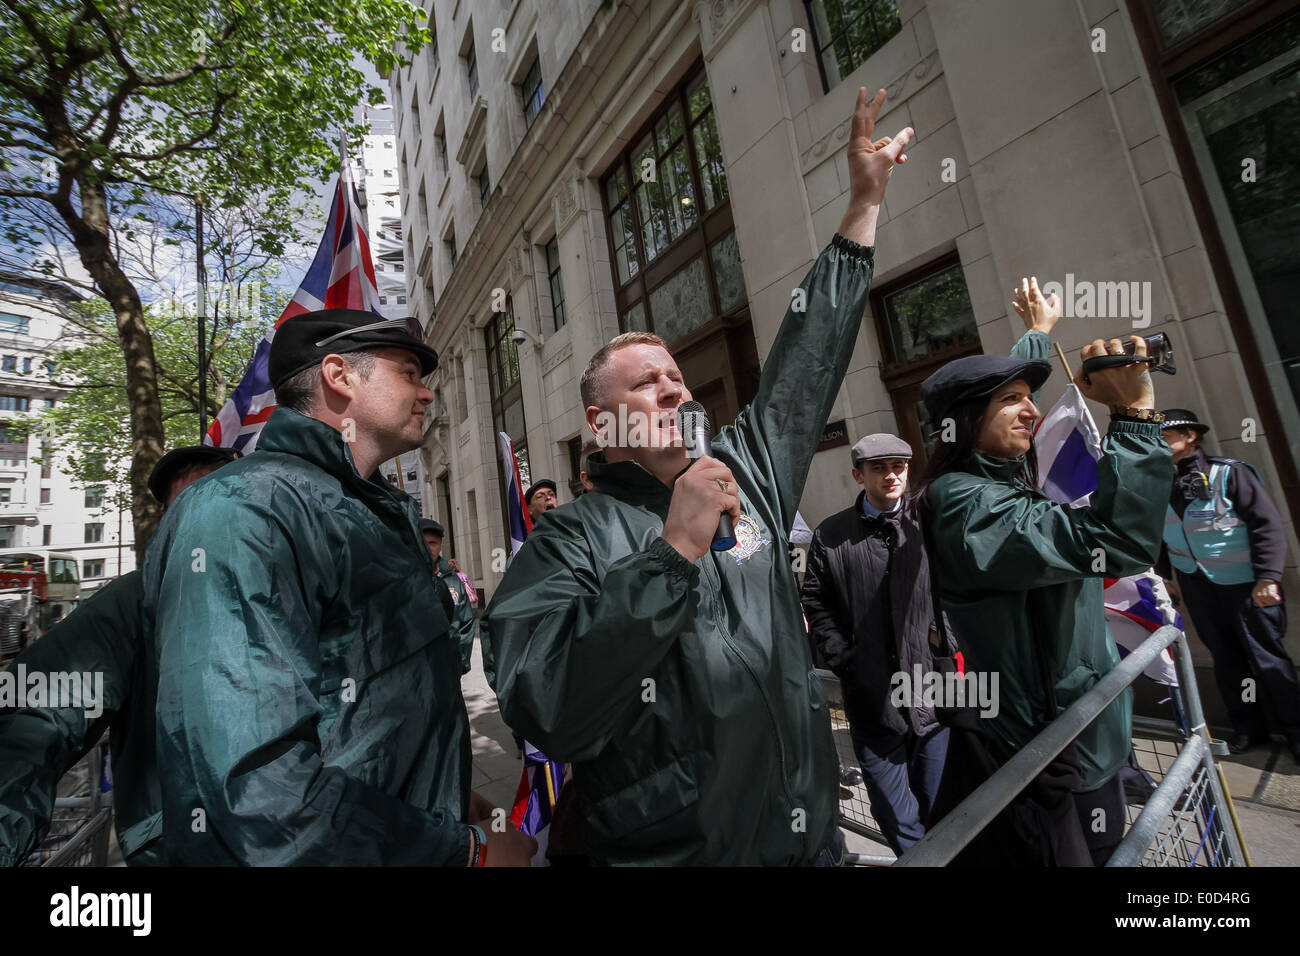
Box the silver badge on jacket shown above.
[726,514,770,565]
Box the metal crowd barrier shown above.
[21,745,113,867]
[820,624,1247,867]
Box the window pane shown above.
[687,72,711,121]
[880,263,979,365]
[503,400,526,447]
[709,232,747,313]
[635,183,662,261]
[621,301,648,333]
[663,143,697,239]
[1152,0,1246,48]
[648,257,712,344]
[692,111,729,211]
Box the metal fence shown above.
[21,745,113,867]
[821,624,1247,866]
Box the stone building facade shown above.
[391,0,1300,623]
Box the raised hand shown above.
[1012,276,1061,334]
[839,87,914,246]
[844,87,913,207]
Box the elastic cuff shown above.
[831,233,875,264]
[650,536,701,583]
[1107,418,1164,439]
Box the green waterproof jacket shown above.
[435,557,476,674]
[923,331,1173,789]
[482,235,874,865]
[142,407,472,865]
[0,572,163,866]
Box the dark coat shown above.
[482,234,875,865]
[801,493,939,737]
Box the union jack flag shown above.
[205,161,380,451]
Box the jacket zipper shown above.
[700,558,805,863]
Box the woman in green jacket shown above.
[915,282,1173,865]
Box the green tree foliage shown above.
[0,0,428,554]
[38,278,287,513]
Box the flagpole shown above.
[1053,342,1074,384]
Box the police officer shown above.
[420,518,476,675]
[801,433,947,856]
[1158,409,1300,759]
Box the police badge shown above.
[726,514,770,565]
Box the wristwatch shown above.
[1109,405,1164,424]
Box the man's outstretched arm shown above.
[721,87,912,531]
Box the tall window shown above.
[545,237,566,330]
[0,526,13,547]
[42,525,50,545]
[485,302,530,524]
[521,56,545,127]
[436,131,449,177]
[438,473,456,560]
[84,522,103,544]
[21,358,29,372]
[430,28,440,72]
[2,356,14,372]
[465,42,478,99]
[600,67,746,343]
[476,162,491,209]
[84,486,104,508]
[870,254,980,467]
[39,487,49,504]
[445,228,457,270]
[805,0,903,92]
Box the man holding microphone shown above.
[482,87,912,865]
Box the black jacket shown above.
[1158,448,1288,583]
[801,493,939,737]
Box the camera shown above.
[1080,332,1176,377]
[510,329,527,346]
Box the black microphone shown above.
[677,400,736,551]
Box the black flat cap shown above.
[269,309,437,388]
[524,479,557,505]
[851,433,913,464]
[148,445,242,502]
[418,518,445,537]
[1160,408,1209,433]
[921,354,1053,423]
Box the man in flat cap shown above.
[801,433,947,856]
[1157,409,1300,760]
[142,308,535,866]
[420,519,477,675]
[1,445,238,867]
[525,478,559,524]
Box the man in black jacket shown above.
[1157,409,1300,760]
[801,433,946,854]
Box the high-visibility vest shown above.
[1163,461,1254,585]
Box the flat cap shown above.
[148,445,242,502]
[921,354,1052,423]
[269,309,437,389]
[1160,408,1209,433]
[524,478,557,505]
[851,433,913,464]
[418,518,445,537]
